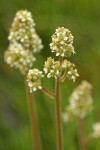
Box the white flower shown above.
[38,85,42,89]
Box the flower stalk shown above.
[27,26,79,150]
[77,118,87,150]
[55,76,63,150]
[25,79,42,150]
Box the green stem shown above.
[25,80,42,150]
[77,118,87,150]
[55,77,63,150]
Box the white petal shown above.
[47,73,51,78]
[56,52,60,56]
[60,41,64,45]
[43,68,48,73]
[33,87,37,91]
[38,86,42,89]
[61,53,64,57]
[64,37,68,40]
[68,71,71,75]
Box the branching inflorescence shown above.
[27,27,79,93]
[4,10,43,150]
[27,27,79,150]
[4,10,100,150]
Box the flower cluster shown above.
[61,60,79,82]
[50,27,75,57]
[8,10,43,52]
[43,27,78,82]
[63,81,93,122]
[4,10,43,75]
[92,122,100,138]
[27,69,44,92]
[43,57,61,78]
[43,58,79,81]
[27,26,78,92]
[4,43,35,75]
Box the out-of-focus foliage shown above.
[0,0,100,150]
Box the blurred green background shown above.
[0,0,100,149]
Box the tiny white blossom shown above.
[33,87,37,91]
[38,85,42,89]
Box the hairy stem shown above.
[55,77,63,150]
[41,86,56,99]
[77,118,87,150]
[25,80,42,150]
